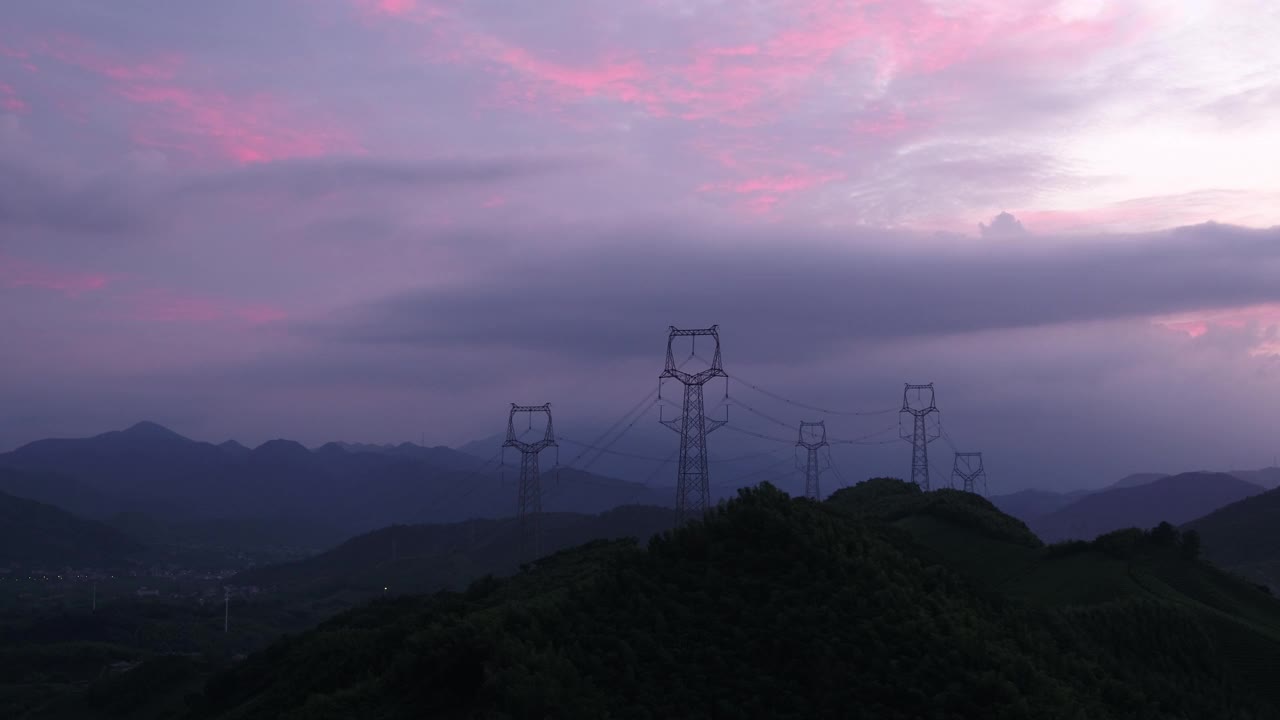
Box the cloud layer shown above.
[2,1,1280,490]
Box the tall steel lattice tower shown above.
[797,421,828,501]
[900,383,940,491]
[659,325,727,525]
[503,403,557,561]
[951,452,987,495]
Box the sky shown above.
[2,0,1279,491]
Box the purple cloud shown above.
[2,0,1280,492]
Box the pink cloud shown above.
[0,82,26,112]
[125,288,287,326]
[115,83,357,165]
[1155,304,1280,356]
[13,33,358,165]
[0,254,111,297]
[361,0,1150,212]
[353,0,443,21]
[698,169,844,214]
[445,0,1146,126]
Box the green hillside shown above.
[1184,486,1280,592]
[185,481,1280,719]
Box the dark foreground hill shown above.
[0,490,143,568]
[179,479,1280,719]
[1185,486,1280,592]
[1029,471,1264,542]
[232,505,676,599]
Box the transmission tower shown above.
[797,420,828,501]
[503,403,557,561]
[659,325,728,525]
[900,383,940,490]
[951,452,987,494]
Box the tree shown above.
[1150,521,1179,547]
[1180,530,1201,560]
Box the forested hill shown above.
[186,479,1280,719]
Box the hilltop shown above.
[180,479,1280,719]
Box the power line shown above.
[709,448,788,463]
[822,446,848,490]
[721,451,800,487]
[830,425,900,445]
[727,373,898,417]
[557,436,671,463]
[720,423,795,446]
[728,398,794,431]
[564,387,659,469]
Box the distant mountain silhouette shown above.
[1228,466,1280,489]
[218,439,252,457]
[1107,472,1169,489]
[1184,486,1280,591]
[1030,472,1265,542]
[991,469,1272,527]
[0,489,143,567]
[0,422,670,546]
[989,488,1091,521]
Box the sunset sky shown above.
[2,0,1279,489]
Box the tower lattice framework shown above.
[951,452,987,495]
[797,420,828,501]
[660,325,727,526]
[900,383,940,491]
[503,403,557,561]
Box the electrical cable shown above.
[727,373,897,417]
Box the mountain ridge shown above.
[1029,471,1265,542]
[0,422,671,548]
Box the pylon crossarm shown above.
[504,439,557,454]
[660,367,728,386]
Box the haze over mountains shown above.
[1023,472,1266,543]
[0,422,670,550]
[4,421,1277,555]
[990,469,1279,541]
